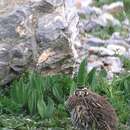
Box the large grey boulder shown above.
[0,6,32,40]
[0,42,32,86]
[0,0,80,85]
[0,6,33,86]
[31,0,64,13]
[36,10,78,74]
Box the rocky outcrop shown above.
[0,5,34,86]
[0,0,80,86]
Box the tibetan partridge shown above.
[65,88,118,130]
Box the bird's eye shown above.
[75,89,80,96]
[84,91,89,96]
[75,91,78,96]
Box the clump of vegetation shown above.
[95,0,122,7]
[1,72,74,117]
[89,24,129,40]
[89,25,121,39]
[0,59,130,130]
[124,0,130,19]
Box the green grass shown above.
[0,59,130,130]
[89,24,129,40]
[95,0,122,7]
[89,25,122,40]
[124,0,130,18]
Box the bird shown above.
[65,88,118,130]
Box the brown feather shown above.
[65,88,118,130]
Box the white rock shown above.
[81,0,94,8]
[86,37,105,46]
[125,48,130,58]
[91,6,102,15]
[102,57,122,73]
[88,47,115,56]
[65,0,93,8]
[111,32,121,40]
[95,13,121,27]
[31,0,41,2]
[106,39,130,48]
[78,6,102,16]
[107,71,114,80]
[87,61,103,72]
[107,44,126,55]
[103,1,124,14]
[122,18,130,27]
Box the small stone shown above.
[78,6,102,16]
[82,20,100,32]
[88,47,115,56]
[102,57,122,74]
[95,13,121,27]
[107,44,126,55]
[102,1,124,14]
[87,60,103,72]
[31,0,64,13]
[106,39,130,48]
[111,32,122,40]
[86,37,105,46]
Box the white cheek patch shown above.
[79,91,82,96]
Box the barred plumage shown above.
[65,88,118,130]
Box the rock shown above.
[95,13,121,27]
[65,0,94,8]
[107,71,114,80]
[78,6,102,16]
[10,42,32,73]
[124,48,130,58]
[0,6,33,86]
[111,32,122,40]
[102,57,122,74]
[0,44,11,82]
[107,44,126,55]
[31,0,64,13]
[36,12,68,50]
[88,46,115,56]
[0,0,82,85]
[0,0,15,16]
[78,0,94,8]
[102,1,124,14]
[87,59,103,72]
[87,55,122,75]
[0,42,32,86]
[0,7,29,39]
[122,18,130,27]
[85,37,106,46]
[106,39,130,48]
[36,7,80,74]
[80,20,100,33]
[65,7,81,60]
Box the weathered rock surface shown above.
[31,0,64,13]
[0,5,34,86]
[0,42,32,86]
[0,0,80,85]
[35,7,80,74]
[102,1,124,14]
